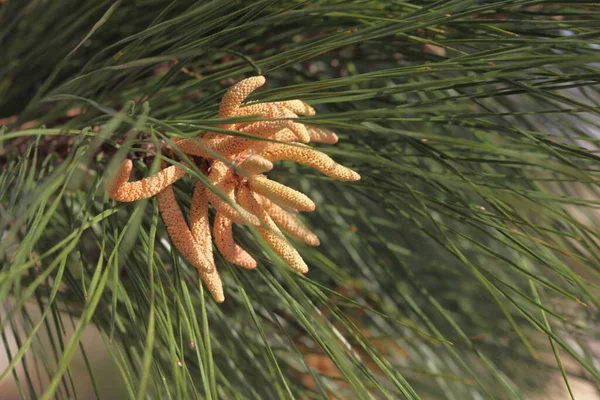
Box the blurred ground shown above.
[1,304,597,399]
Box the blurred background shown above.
[2,1,600,399]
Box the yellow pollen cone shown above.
[190,183,214,262]
[260,144,360,181]
[237,155,273,175]
[277,100,316,116]
[107,159,186,202]
[306,125,339,144]
[249,175,315,212]
[173,137,216,159]
[219,76,266,118]
[259,196,320,246]
[207,161,260,225]
[214,212,257,269]
[237,186,308,273]
[157,186,224,303]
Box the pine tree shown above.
[1,1,600,399]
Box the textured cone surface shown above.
[108,159,186,202]
[238,103,279,118]
[306,125,339,144]
[236,118,293,137]
[104,76,361,304]
[242,128,299,156]
[219,76,266,118]
[237,155,274,175]
[240,103,309,142]
[238,186,309,273]
[277,100,316,116]
[157,186,224,303]
[196,117,290,159]
[190,183,213,262]
[214,212,257,269]
[173,138,215,159]
[261,144,360,181]
[276,105,310,143]
[208,161,260,225]
[250,175,316,211]
[260,196,320,246]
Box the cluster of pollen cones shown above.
[107,76,360,302]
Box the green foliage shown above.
[2,0,600,398]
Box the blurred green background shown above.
[2,1,600,399]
